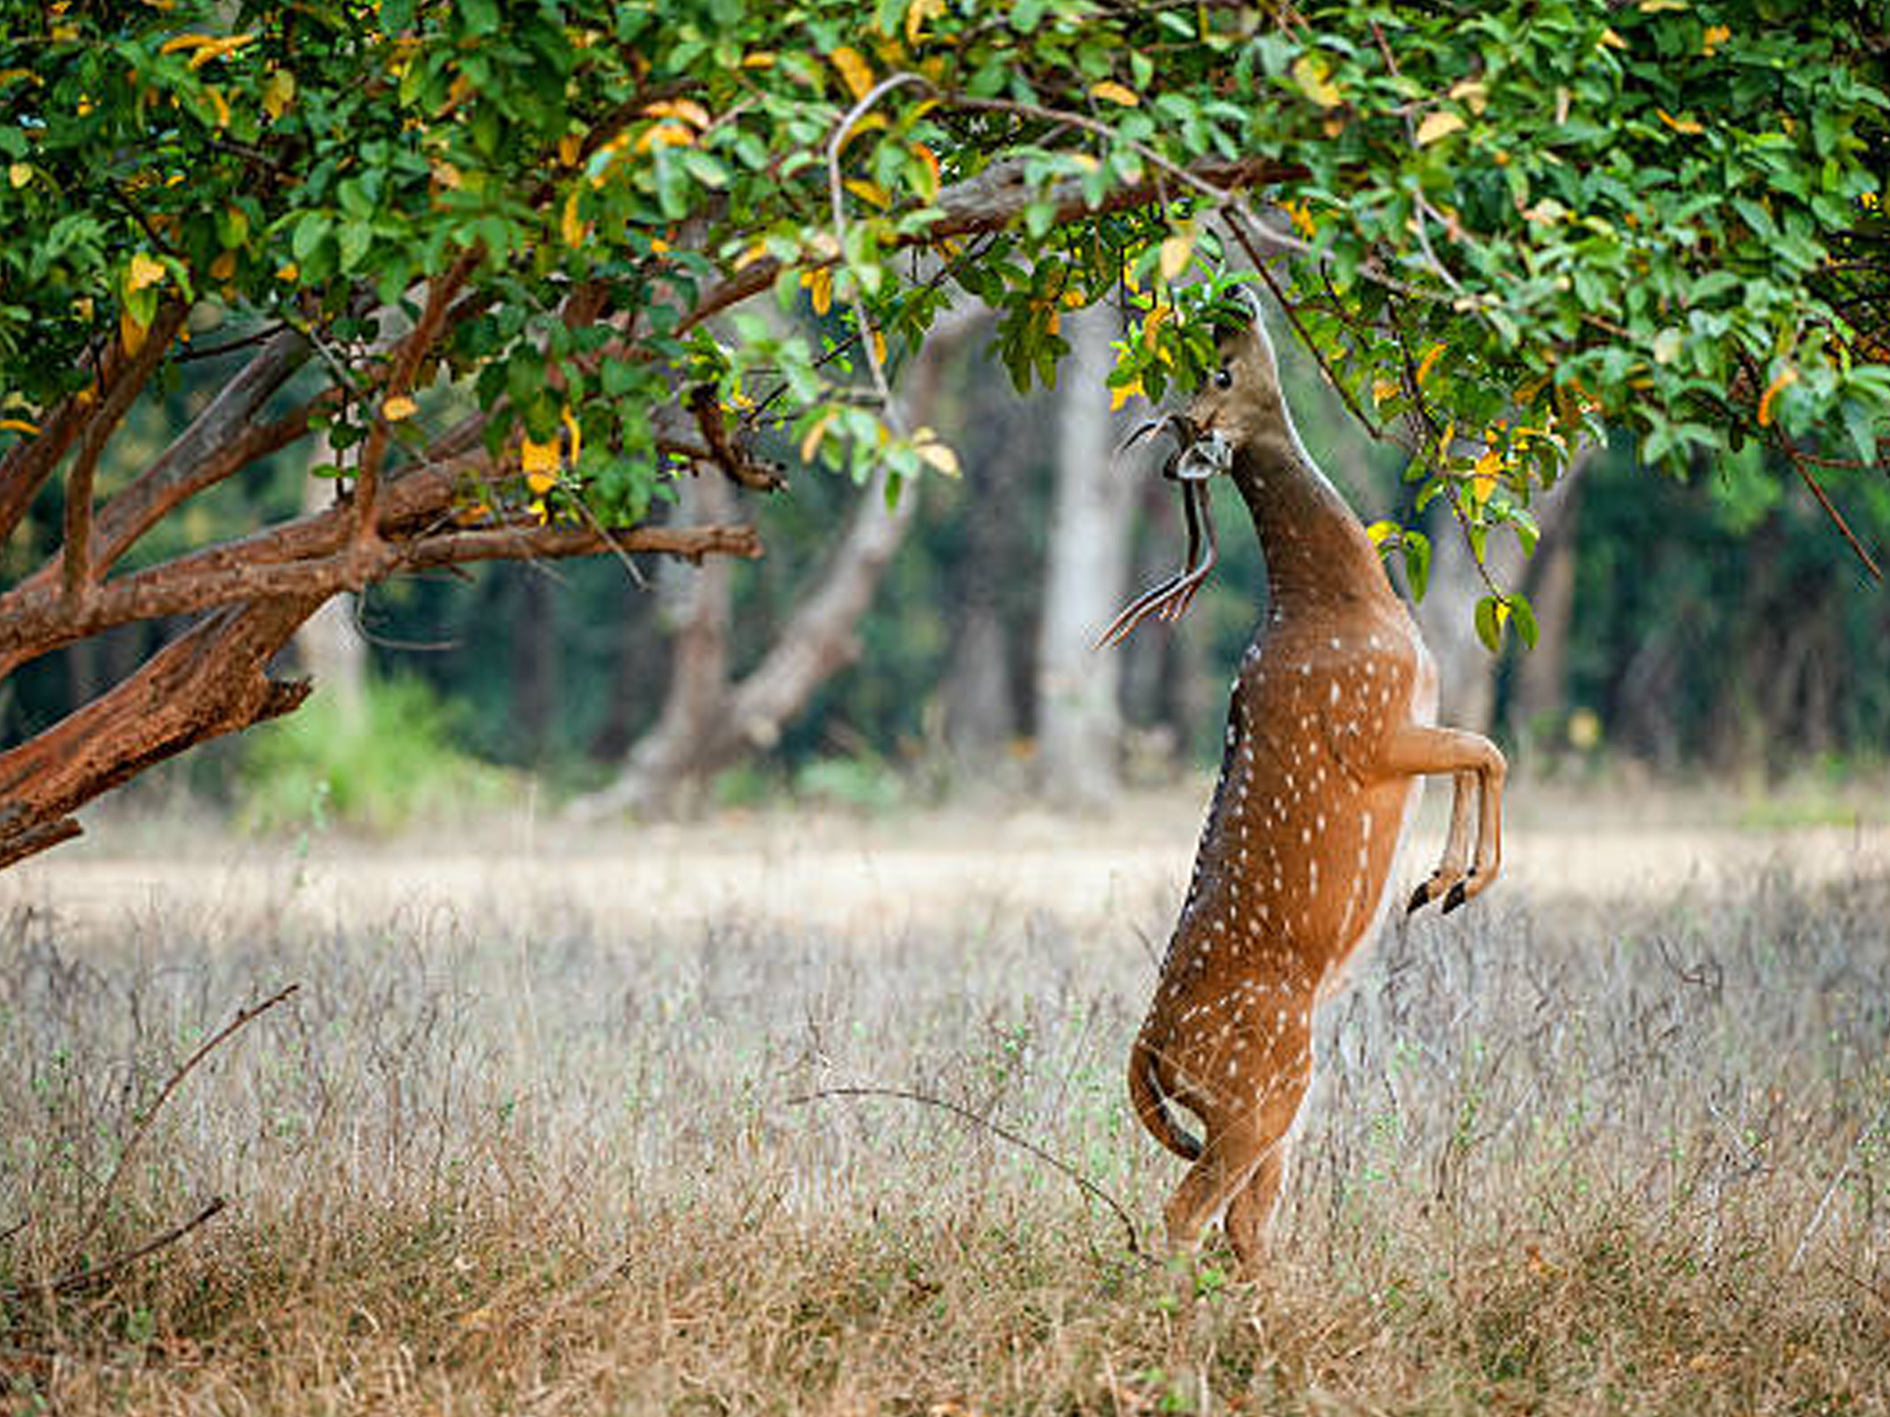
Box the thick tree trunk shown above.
[1034,306,1135,810]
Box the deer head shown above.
[1098,286,1283,648]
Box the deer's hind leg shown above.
[1163,1018,1314,1270]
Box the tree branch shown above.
[677,148,1301,339]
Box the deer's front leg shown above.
[1379,724,1505,911]
[1406,769,1478,915]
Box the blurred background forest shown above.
[5,302,1887,833]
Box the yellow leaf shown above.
[1447,79,1488,116]
[831,46,874,101]
[1701,24,1730,54]
[1282,198,1317,239]
[643,98,711,130]
[1159,229,1195,282]
[1415,342,1445,386]
[120,307,147,357]
[1471,447,1503,504]
[7,161,29,188]
[839,112,889,156]
[1597,26,1627,50]
[1638,0,1688,10]
[1415,110,1465,145]
[0,417,41,436]
[634,122,695,153]
[562,188,589,248]
[1109,377,1143,412]
[915,436,960,477]
[741,52,776,68]
[275,260,298,281]
[159,32,216,53]
[1290,53,1342,110]
[801,266,834,316]
[558,132,583,166]
[203,83,230,128]
[382,394,418,422]
[905,0,946,45]
[1655,108,1704,135]
[1756,366,1797,427]
[127,252,167,292]
[522,434,561,480]
[209,249,236,280]
[1365,519,1399,547]
[1090,80,1139,107]
[1371,377,1400,406]
[799,411,836,463]
[843,177,891,208]
[871,330,887,365]
[261,66,295,119]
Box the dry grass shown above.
[3,805,1890,1414]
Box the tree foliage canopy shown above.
[0,0,1885,860]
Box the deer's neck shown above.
[1229,435,1394,620]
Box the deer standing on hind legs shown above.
[1105,287,1505,1275]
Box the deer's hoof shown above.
[1442,881,1469,914]
[1407,882,1433,916]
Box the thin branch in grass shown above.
[1789,1088,1890,1272]
[2,1198,228,1304]
[73,983,299,1253]
[787,1084,1146,1260]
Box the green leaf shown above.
[1508,592,1539,651]
[458,0,499,36]
[1474,594,1503,654]
[1402,529,1431,602]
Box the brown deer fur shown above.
[1123,292,1505,1271]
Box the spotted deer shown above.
[1109,289,1505,1272]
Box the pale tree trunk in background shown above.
[292,433,367,722]
[569,308,987,820]
[510,566,562,762]
[589,472,735,813]
[1034,306,1135,810]
[940,378,1032,785]
[1416,453,1587,736]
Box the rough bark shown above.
[0,596,320,868]
[1034,306,1136,810]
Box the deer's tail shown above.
[1128,1032,1203,1161]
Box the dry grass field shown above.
[2,786,1889,1414]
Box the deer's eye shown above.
[1213,364,1233,390]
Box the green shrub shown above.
[237,677,509,834]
